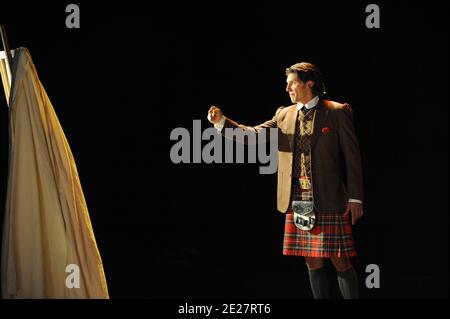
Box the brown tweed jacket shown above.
[221,99,364,213]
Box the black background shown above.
[0,0,448,299]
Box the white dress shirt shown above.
[297,95,319,111]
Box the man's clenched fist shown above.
[207,106,223,124]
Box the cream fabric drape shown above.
[0,50,12,103]
[1,47,109,298]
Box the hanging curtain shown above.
[0,50,12,102]
[1,47,109,298]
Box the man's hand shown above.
[343,202,364,225]
[207,106,223,124]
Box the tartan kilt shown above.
[283,196,357,258]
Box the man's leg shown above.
[330,257,359,299]
[304,257,329,299]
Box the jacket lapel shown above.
[311,99,328,150]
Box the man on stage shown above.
[207,62,364,299]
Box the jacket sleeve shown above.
[220,107,284,144]
[336,105,364,202]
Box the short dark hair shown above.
[285,62,326,97]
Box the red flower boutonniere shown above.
[321,126,331,134]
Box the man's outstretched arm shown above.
[207,105,283,144]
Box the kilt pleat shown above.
[283,211,357,258]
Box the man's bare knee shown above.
[304,257,324,270]
[330,257,352,271]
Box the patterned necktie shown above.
[291,106,316,206]
[293,107,315,179]
[293,109,303,179]
[301,106,309,114]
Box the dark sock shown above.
[308,267,330,299]
[336,267,359,299]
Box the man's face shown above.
[286,73,312,103]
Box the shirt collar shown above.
[297,95,319,111]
